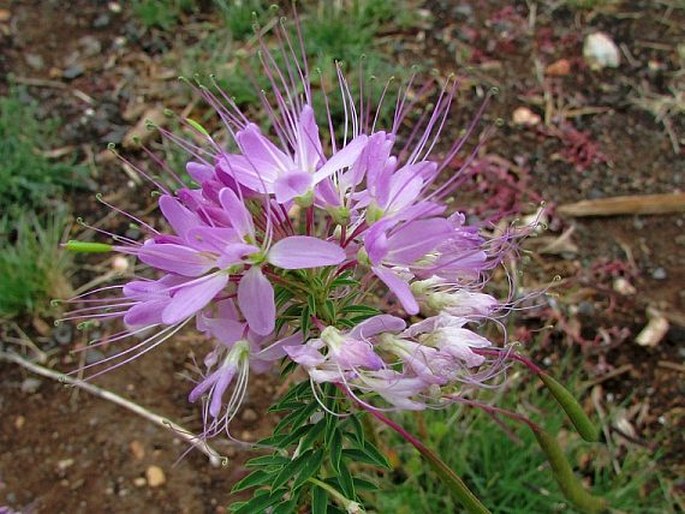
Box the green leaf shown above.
[330,429,343,473]
[337,464,355,498]
[342,445,390,469]
[347,414,365,446]
[271,497,298,514]
[353,477,378,491]
[232,490,284,514]
[272,450,319,490]
[293,448,325,488]
[231,469,271,493]
[244,454,289,469]
[311,485,328,514]
[300,418,327,451]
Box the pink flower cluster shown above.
[67,27,514,438]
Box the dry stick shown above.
[557,193,685,217]
[0,350,223,467]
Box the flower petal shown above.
[294,105,323,172]
[237,266,275,336]
[219,187,254,240]
[138,243,214,277]
[350,314,406,339]
[159,195,200,240]
[162,273,229,325]
[372,266,419,315]
[273,171,313,203]
[268,236,345,269]
[312,135,368,183]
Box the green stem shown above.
[337,384,490,514]
[308,477,363,513]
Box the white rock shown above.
[583,32,620,70]
[512,106,541,126]
[145,465,166,487]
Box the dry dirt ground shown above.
[0,1,683,512]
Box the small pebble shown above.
[63,65,85,80]
[241,408,258,422]
[583,32,620,70]
[0,9,11,22]
[651,267,667,280]
[133,477,147,487]
[129,440,145,460]
[21,378,42,394]
[545,58,571,76]
[57,458,75,471]
[15,415,26,430]
[512,106,541,126]
[145,465,166,487]
[93,13,111,28]
[25,53,45,70]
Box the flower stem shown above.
[336,384,491,514]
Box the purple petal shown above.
[158,195,200,240]
[295,105,323,171]
[363,221,391,266]
[186,226,238,253]
[256,332,304,362]
[188,369,220,403]
[350,314,406,340]
[273,171,313,203]
[217,154,276,193]
[209,366,237,417]
[372,266,419,315]
[138,243,215,277]
[216,242,260,268]
[312,135,368,183]
[284,342,326,367]
[386,219,452,264]
[186,161,214,183]
[219,187,254,240]
[237,266,275,336]
[162,273,229,325]
[268,236,345,269]
[123,300,167,327]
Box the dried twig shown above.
[557,193,685,217]
[0,350,224,467]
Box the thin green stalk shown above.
[337,384,491,514]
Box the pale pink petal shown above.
[186,161,214,183]
[219,188,254,240]
[372,266,419,315]
[159,195,200,240]
[284,343,326,367]
[209,367,236,417]
[295,105,323,171]
[236,123,293,176]
[162,273,229,325]
[312,135,368,183]
[268,236,345,269]
[386,219,452,264]
[186,226,238,253]
[123,300,166,327]
[273,171,313,203]
[237,266,275,336]
[138,243,214,277]
[350,314,406,339]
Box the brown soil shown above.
[1,1,683,513]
